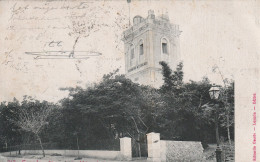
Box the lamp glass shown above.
[209,86,220,100]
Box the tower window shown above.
[162,43,167,54]
[162,38,168,54]
[130,47,134,67]
[139,43,144,55]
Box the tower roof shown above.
[133,15,144,25]
[122,10,181,43]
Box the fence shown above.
[0,137,131,161]
[1,139,120,153]
[1,133,234,162]
[0,142,58,153]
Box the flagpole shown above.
[127,0,131,27]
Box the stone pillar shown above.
[120,137,132,160]
[147,132,161,162]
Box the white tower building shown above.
[122,10,181,88]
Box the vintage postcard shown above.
[0,0,259,162]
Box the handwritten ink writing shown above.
[10,3,29,20]
[25,51,102,60]
[48,41,63,47]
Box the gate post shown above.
[120,137,132,160]
[147,132,161,162]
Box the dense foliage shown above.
[0,62,234,157]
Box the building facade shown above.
[122,10,181,88]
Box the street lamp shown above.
[209,84,220,100]
[209,84,222,162]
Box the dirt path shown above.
[2,155,148,162]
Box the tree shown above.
[180,78,214,142]
[159,61,193,140]
[159,61,183,93]
[200,82,234,146]
[212,65,234,147]
[60,72,162,157]
[219,81,234,147]
[159,61,218,144]
[10,98,55,157]
[0,98,22,152]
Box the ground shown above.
[2,154,147,162]
[2,143,234,162]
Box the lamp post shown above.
[209,84,222,162]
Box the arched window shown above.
[139,40,144,55]
[139,39,145,63]
[162,38,168,54]
[130,44,135,67]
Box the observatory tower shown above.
[122,10,181,87]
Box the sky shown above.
[0,0,259,103]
